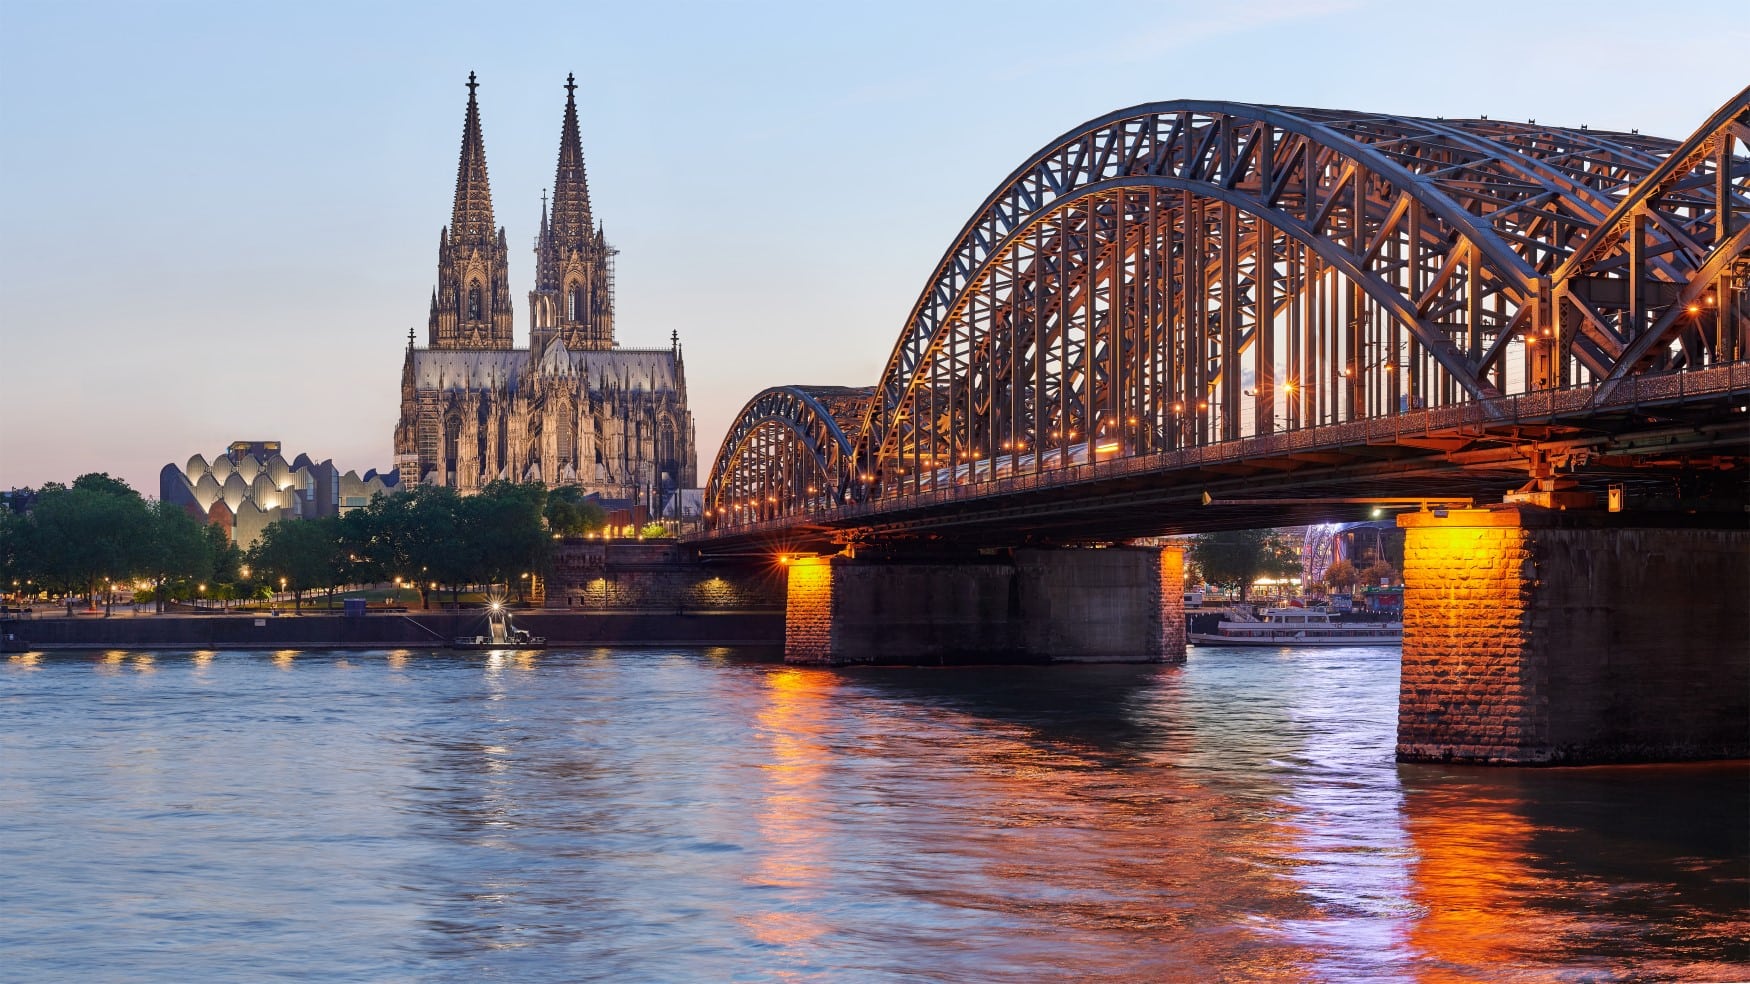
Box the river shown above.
[2,645,1744,982]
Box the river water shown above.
[1,645,1744,982]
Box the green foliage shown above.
[544,485,607,536]
[1323,558,1359,592]
[465,482,551,584]
[339,483,552,607]
[3,475,565,612]
[248,517,341,609]
[1188,528,1301,601]
[143,501,217,609]
[19,475,153,604]
[1361,558,1399,587]
[639,522,670,539]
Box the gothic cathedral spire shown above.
[430,72,514,350]
[530,73,615,355]
[549,73,593,259]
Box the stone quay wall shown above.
[1398,508,1748,764]
[1,610,783,651]
[546,540,784,612]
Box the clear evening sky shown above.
[1,0,1743,495]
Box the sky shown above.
[1,0,1744,495]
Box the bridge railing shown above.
[699,361,1749,541]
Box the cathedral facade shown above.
[394,74,696,506]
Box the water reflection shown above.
[741,667,834,951]
[0,647,1740,982]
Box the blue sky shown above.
[2,0,1744,494]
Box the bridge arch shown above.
[706,95,1747,533]
[704,385,870,526]
[851,101,1727,481]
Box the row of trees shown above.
[1321,557,1400,593]
[1,474,237,614]
[1185,529,1300,602]
[1184,529,1400,601]
[2,476,623,613]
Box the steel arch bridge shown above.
[705,90,1750,541]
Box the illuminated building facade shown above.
[160,440,399,548]
[394,74,696,507]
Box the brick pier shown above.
[784,545,1185,666]
[1397,507,1749,764]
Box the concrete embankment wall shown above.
[784,545,1184,665]
[1,611,782,651]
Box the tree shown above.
[248,518,339,612]
[23,475,153,614]
[545,485,607,536]
[463,481,550,592]
[143,501,217,612]
[408,486,471,607]
[1188,528,1301,602]
[1362,558,1399,588]
[1324,558,1359,594]
[0,506,30,604]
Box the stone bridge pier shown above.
[783,545,1185,666]
[1397,507,1749,764]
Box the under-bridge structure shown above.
[698,90,1750,766]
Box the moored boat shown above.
[451,605,547,650]
[1188,606,1400,647]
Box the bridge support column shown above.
[784,545,1184,666]
[1397,507,1749,764]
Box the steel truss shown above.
[706,91,1750,533]
[705,385,869,526]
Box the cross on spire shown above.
[565,72,576,96]
[467,71,478,95]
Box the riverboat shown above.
[452,606,546,650]
[1187,606,1401,647]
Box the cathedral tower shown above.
[397,74,696,508]
[530,74,616,354]
[429,73,514,350]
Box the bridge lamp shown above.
[1686,303,1701,316]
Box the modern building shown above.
[160,440,399,548]
[394,74,696,511]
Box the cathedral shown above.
[394,74,696,507]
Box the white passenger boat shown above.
[1188,606,1401,647]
